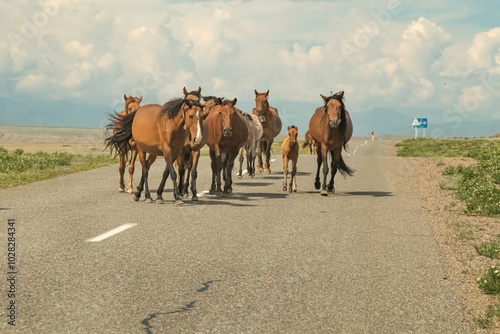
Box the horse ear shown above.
[320,94,328,102]
[232,98,237,106]
[183,87,188,96]
[137,96,143,103]
[254,89,258,96]
[265,90,269,97]
[197,87,201,94]
[123,94,128,101]
[338,91,344,98]
[287,126,291,130]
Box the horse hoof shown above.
[133,195,140,202]
[320,190,328,196]
[145,198,153,203]
[191,195,199,201]
[209,189,216,195]
[174,199,184,205]
[227,188,233,194]
[156,198,164,204]
[293,188,297,193]
[314,182,321,190]
[222,192,229,197]
[126,189,134,195]
[264,169,271,174]
[329,188,336,193]
[282,186,287,192]
[119,188,125,193]
[289,188,293,193]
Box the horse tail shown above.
[260,139,267,153]
[104,110,136,158]
[337,154,355,177]
[301,140,310,150]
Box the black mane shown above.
[161,97,186,118]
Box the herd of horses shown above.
[105,88,354,203]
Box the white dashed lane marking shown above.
[86,223,137,243]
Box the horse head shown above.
[201,95,222,115]
[254,89,270,116]
[219,98,238,138]
[287,125,299,145]
[182,99,205,146]
[321,91,345,129]
[183,86,202,101]
[123,94,142,114]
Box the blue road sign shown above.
[412,118,428,129]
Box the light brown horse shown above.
[307,91,354,196]
[106,97,205,203]
[302,130,317,155]
[205,98,249,196]
[115,94,142,193]
[175,87,207,201]
[252,90,282,174]
[238,113,263,177]
[282,125,299,193]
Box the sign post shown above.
[412,118,428,140]
[370,131,375,141]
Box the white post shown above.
[423,129,426,138]
[415,127,418,140]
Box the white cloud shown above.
[467,27,500,71]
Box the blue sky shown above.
[1,0,499,132]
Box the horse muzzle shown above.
[223,128,233,138]
[329,119,341,128]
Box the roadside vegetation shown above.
[0,147,114,189]
[396,138,500,330]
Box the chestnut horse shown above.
[205,98,249,196]
[306,91,354,196]
[106,97,205,203]
[282,125,299,193]
[302,130,317,155]
[115,94,142,193]
[175,87,208,201]
[252,90,282,174]
[238,113,263,178]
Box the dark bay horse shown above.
[106,97,204,204]
[115,94,142,193]
[175,87,208,201]
[205,98,249,196]
[252,90,282,174]
[306,91,354,196]
[282,125,299,193]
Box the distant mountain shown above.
[0,96,497,138]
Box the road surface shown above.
[0,138,471,333]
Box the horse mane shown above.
[202,95,218,101]
[221,98,236,106]
[161,97,186,118]
[288,125,298,130]
[242,112,252,120]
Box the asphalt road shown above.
[0,137,471,333]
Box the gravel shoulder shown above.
[413,156,500,332]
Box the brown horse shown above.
[282,125,299,193]
[205,98,249,196]
[238,113,263,177]
[175,87,207,201]
[302,130,317,155]
[306,91,354,196]
[252,90,282,174]
[115,94,142,193]
[106,97,205,203]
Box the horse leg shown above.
[314,144,322,190]
[320,146,329,196]
[209,149,217,194]
[155,166,170,204]
[190,150,200,201]
[256,139,264,173]
[237,147,244,177]
[134,150,152,202]
[282,154,288,191]
[224,152,236,195]
[184,153,193,198]
[166,154,183,204]
[264,139,273,174]
[118,150,126,192]
[127,149,138,194]
[291,157,297,193]
[215,154,223,195]
[328,150,340,193]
